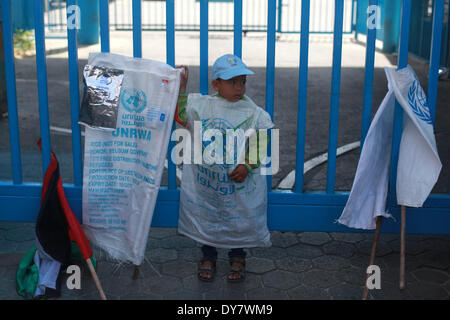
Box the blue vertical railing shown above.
[100,0,110,53]
[294,0,310,193]
[66,0,83,187]
[265,0,276,122]
[200,0,209,95]
[277,0,283,33]
[360,0,378,148]
[34,0,52,174]
[265,0,276,190]
[1,0,22,184]
[389,0,412,196]
[233,0,243,58]
[166,0,176,69]
[427,0,445,124]
[326,0,344,194]
[132,0,142,58]
[166,0,177,190]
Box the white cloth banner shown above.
[33,240,62,297]
[82,53,181,265]
[338,65,442,230]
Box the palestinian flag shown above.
[33,139,93,298]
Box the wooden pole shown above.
[86,258,107,300]
[399,205,406,290]
[362,216,382,300]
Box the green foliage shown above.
[13,29,35,57]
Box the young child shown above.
[175,54,274,282]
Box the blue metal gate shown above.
[42,0,355,35]
[1,0,449,234]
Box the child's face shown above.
[212,75,247,103]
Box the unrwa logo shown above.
[202,117,240,170]
[408,80,432,125]
[121,88,147,113]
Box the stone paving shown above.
[1,222,450,300]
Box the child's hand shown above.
[177,65,189,93]
[228,164,249,183]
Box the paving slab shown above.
[0,224,450,300]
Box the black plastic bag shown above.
[79,65,125,130]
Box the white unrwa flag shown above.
[338,65,442,230]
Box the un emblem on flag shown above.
[408,80,432,125]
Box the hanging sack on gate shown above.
[82,52,181,265]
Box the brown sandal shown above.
[197,259,216,282]
[227,257,246,283]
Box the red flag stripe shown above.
[56,175,93,259]
[37,138,93,260]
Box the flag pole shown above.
[86,258,107,300]
[362,216,382,300]
[399,205,406,290]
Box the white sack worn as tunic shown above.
[178,94,274,248]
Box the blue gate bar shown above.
[66,0,83,187]
[351,0,356,33]
[360,0,378,148]
[46,0,51,31]
[265,0,276,118]
[132,0,142,58]
[277,0,283,33]
[266,0,276,190]
[427,0,445,124]
[389,0,412,195]
[294,0,310,193]
[1,0,22,184]
[59,0,63,31]
[234,0,243,58]
[200,0,209,95]
[326,0,344,194]
[166,0,175,67]
[100,0,110,52]
[166,0,176,189]
[34,0,52,173]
